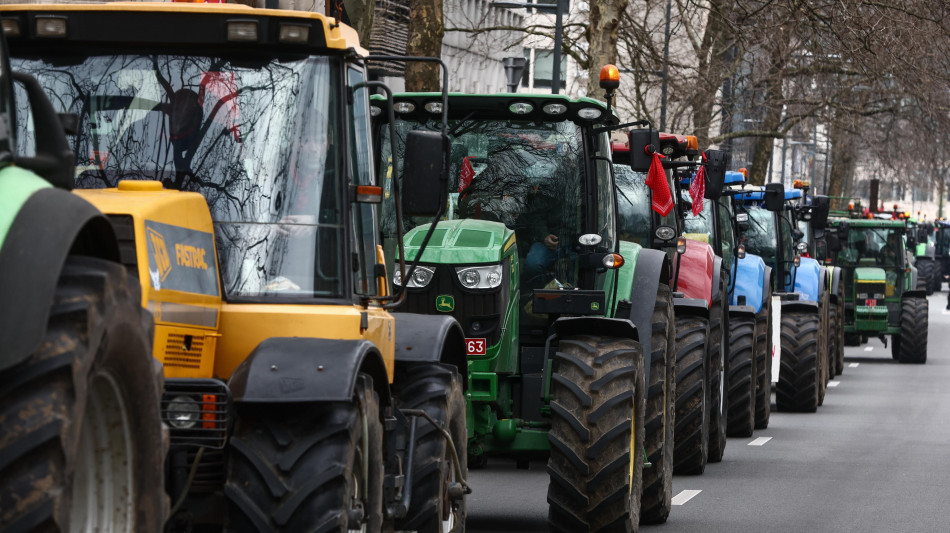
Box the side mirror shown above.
[12,72,74,190]
[764,182,785,212]
[837,221,850,239]
[792,228,805,241]
[736,212,750,232]
[703,149,729,199]
[827,233,842,253]
[811,195,830,229]
[402,130,449,217]
[627,128,659,172]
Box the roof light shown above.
[424,101,443,114]
[509,102,534,114]
[227,21,258,42]
[686,135,698,152]
[393,101,415,113]
[35,16,66,38]
[2,19,21,38]
[577,107,602,120]
[543,103,568,115]
[279,23,310,43]
[599,64,620,90]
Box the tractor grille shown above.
[162,379,230,449]
[163,333,205,369]
[855,282,886,300]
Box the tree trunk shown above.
[827,118,859,201]
[344,0,376,45]
[406,0,443,91]
[690,0,730,148]
[587,0,629,98]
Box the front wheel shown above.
[672,315,709,475]
[0,257,165,533]
[754,293,772,429]
[897,298,928,364]
[776,310,821,413]
[547,335,646,532]
[707,273,728,463]
[726,315,756,438]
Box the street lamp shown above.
[490,0,565,95]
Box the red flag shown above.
[644,149,673,216]
[690,155,706,216]
[458,156,475,194]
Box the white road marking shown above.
[828,381,840,387]
[748,437,773,446]
[864,346,874,352]
[672,490,702,506]
[849,363,860,368]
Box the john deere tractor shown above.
[373,83,682,529]
[0,33,166,532]
[905,218,937,294]
[5,3,471,531]
[830,218,928,363]
[613,136,731,473]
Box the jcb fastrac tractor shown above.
[0,34,166,532]
[735,184,831,412]
[682,170,775,433]
[613,136,732,473]
[829,218,928,363]
[4,3,470,531]
[372,74,691,529]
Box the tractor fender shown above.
[673,297,709,318]
[762,266,774,309]
[393,313,467,385]
[0,188,120,371]
[617,247,670,388]
[552,316,639,343]
[829,266,843,304]
[228,337,392,408]
[817,265,828,297]
[781,299,820,313]
[792,256,822,304]
[729,305,756,320]
[731,252,767,314]
[674,238,714,306]
[711,255,724,304]
[903,289,927,299]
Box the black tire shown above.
[225,374,384,532]
[932,262,943,293]
[547,335,646,532]
[707,273,728,463]
[754,292,772,430]
[393,363,468,533]
[817,291,830,406]
[0,256,164,532]
[775,310,821,413]
[917,259,934,295]
[833,279,845,376]
[897,298,928,364]
[640,285,675,524]
[672,315,709,475]
[726,315,756,438]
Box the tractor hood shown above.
[401,219,516,264]
[854,267,886,283]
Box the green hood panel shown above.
[854,267,886,282]
[0,166,51,248]
[402,219,516,264]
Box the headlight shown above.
[456,265,503,289]
[166,395,200,429]
[393,266,435,288]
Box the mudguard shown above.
[673,297,708,318]
[792,257,822,303]
[674,238,714,306]
[552,316,639,343]
[762,266,773,309]
[729,305,756,319]
[781,299,820,313]
[229,337,392,408]
[903,289,927,299]
[711,255,724,304]
[393,313,467,384]
[731,252,767,314]
[0,188,120,371]
[829,266,843,303]
[617,247,670,388]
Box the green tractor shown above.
[373,87,679,529]
[0,48,164,531]
[905,218,938,294]
[830,218,929,363]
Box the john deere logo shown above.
[590,302,601,312]
[436,295,455,312]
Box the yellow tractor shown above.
[2,2,468,531]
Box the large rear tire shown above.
[817,291,830,406]
[393,363,468,533]
[547,335,645,532]
[776,310,821,413]
[225,374,384,532]
[726,315,756,438]
[753,292,772,429]
[917,259,935,295]
[672,315,709,475]
[707,273,728,463]
[897,298,928,364]
[639,285,675,524]
[832,280,845,376]
[0,256,164,533]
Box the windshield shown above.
[380,118,586,289]
[837,227,903,268]
[743,206,779,270]
[615,166,678,249]
[13,54,344,300]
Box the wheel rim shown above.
[441,453,458,532]
[70,372,134,533]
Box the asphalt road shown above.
[466,292,950,532]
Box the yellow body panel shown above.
[216,303,395,381]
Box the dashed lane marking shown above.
[828,381,840,387]
[748,437,772,446]
[672,490,702,505]
[864,346,874,351]
[849,363,860,368]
